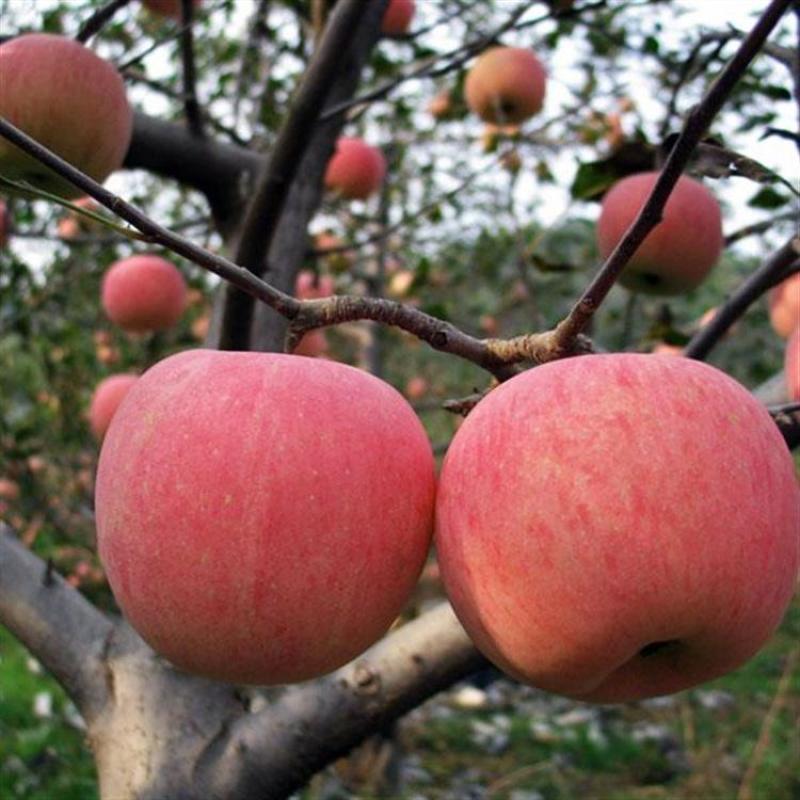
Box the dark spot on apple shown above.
[640,272,662,288]
[500,100,517,117]
[639,639,680,658]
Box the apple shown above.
[324,137,387,200]
[57,197,102,240]
[404,376,428,400]
[101,254,188,333]
[0,201,9,248]
[786,326,800,401]
[435,354,799,703]
[769,273,800,338]
[596,172,723,295]
[465,47,547,125]
[293,328,329,358]
[89,374,139,440]
[381,0,415,35]
[0,34,132,199]
[295,269,335,300]
[0,479,20,501]
[427,90,452,120]
[95,349,436,684]
[141,0,201,19]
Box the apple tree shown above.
[1,1,799,798]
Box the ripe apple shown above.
[381,0,415,35]
[786,326,800,401]
[324,137,387,200]
[769,273,800,338]
[465,47,547,125]
[141,0,201,19]
[0,201,9,248]
[436,354,799,703]
[101,254,188,333]
[427,90,452,120]
[95,349,436,684]
[0,34,133,199]
[596,172,723,295]
[404,376,428,400]
[89,374,139,440]
[295,269,335,300]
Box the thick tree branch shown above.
[0,528,113,721]
[684,237,800,360]
[199,603,486,799]
[218,0,388,350]
[553,0,795,350]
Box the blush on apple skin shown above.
[95,350,436,685]
[435,353,800,703]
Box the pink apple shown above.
[786,327,800,401]
[381,0,415,36]
[597,172,723,295]
[95,350,436,684]
[89,374,139,440]
[436,354,799,702]
[324,137,386,200]
[465,47,547,125]
[295,269,335,300]
[769,273,800,339]
[0,34,132,198]
[101,255,187,333]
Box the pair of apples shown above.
[96,348,799,703]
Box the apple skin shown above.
[101,255,187,333]
[786,327,800,401]
[435,354,799,703]
[324,137,387,200]
[465,47,547,125]
[95,350,435,684]
[381,0,415,35]
[769,273,800,338]
[89,374,139,440]
[0,34,132,199]
[597,172,723,295]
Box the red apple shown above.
[101,255,188,333]
[381,0,415,35]
[769,273,800,338]
[0,34,132,198]
[295,269,335,300]
[597,172,723,295]
[436,354,799,702]
[89,374,139,440]
[95,350,436,684]
[465,47,547,125]
[786,326,800,401]
[141,0,201,19]
[404,376,428,400]
[293,329,329,358]
[324,137,386,200]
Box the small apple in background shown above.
[0,201,10,248]
[427,90,452,120]
[95,349,436,685]
[786,326,800,401]
[101,254,188,333]
[465,47,547,125]
[381,0,415,35]
[324,137,387,200]
[436,354,799,703]
[0,34,132,199]
[651,342,684,357]
[769,273,800,338]
[295,269,335,300]
[292,328,329,358]
[57,197,102,240]
[404,376,429,400]
[89,374,139,440]
[0,479,20,501]
[141,0,201,19]
[596,172,723,295]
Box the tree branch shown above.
[199,603,486,799]
[684,237,800,360]
[76,0,132,43]
[0,527,113,722]
[179,0,205,138]
[552,0,795,350]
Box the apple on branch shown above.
[324,137,387,201]
[95,350,436,685]
[381,0,415,36]
[0,34,132,199]
[436,353,799,703]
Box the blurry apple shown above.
[0,479,20,501]
[381,0,415,35]
[293,329,329,358]
[436,354,799,702]
[597,172,723,295]
[404,376,428,400]
[102,255,187,333]
[89,374,138,440]
[427,91,452,119]
[786,326,800,401]
[465,47,547,125]
[769,273,800,338]
[295,269,335,300]
[95,349,436,684]
[0,34,132,198]
[325,137,386,200]
[57,197,102,240]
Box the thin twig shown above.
[76,0,132,43]
[552,0,795,352]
